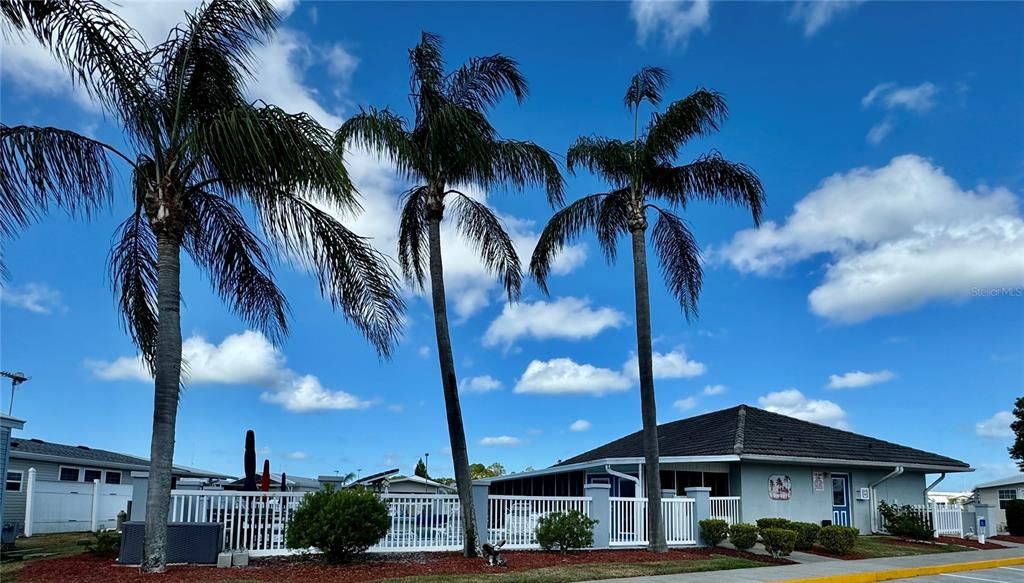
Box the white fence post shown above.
[23,467,35,537]
[90,479,101,531]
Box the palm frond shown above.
[335,107,418,180]
[448,192,521,301]
[594,190,631,262]
[644,89,728,162]
[529,191,619,292]
[397,185,429,289]
[648,153,765,225]
[109,209,159,371]
[0,124,122,237]
[479,140,564,206]
[255,190,405,357]
[566,136,633,188]
[409,31,446,126]
[624,66,670,111]
[649,206,702,320]
[183,190,289,342]
[446,54,527,111]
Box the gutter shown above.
[605,465,640,496]
[869,466,904,533]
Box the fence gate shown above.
[609,497,695,546]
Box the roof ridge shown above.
[733,404,746,455]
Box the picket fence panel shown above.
[372,493,464,551]
[709,496,741,526]
[609,497,695,546]
[878,503,964,539]
[487,495,591,549]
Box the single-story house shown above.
[318,469,456,494]
[927,490,973,508]
[479,405,972,534]
[973,474,1023,533]
[4,437,228,533]
[219,473,321,492]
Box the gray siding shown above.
[738,462,926,534]
[977,484,1023,532]
[0,427,10,523]
[3,458,135,527]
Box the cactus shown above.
[243,430,257,491]
[280,472,288,492]
[261,459,271,492]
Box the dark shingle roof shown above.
[10,438,229,478]
[556,405,969,470]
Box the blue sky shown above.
[1,0,1021,490]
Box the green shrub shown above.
[790,521,820,551]
[286,486,390,562]
[728,523,758,551]
[818,525,859,555]
[756,517,792,531]
[878,501,933,540]
[1006,499,1024,536]
[698,518,729,547]
[80,530,121,558]
[535,510,597,553]
[760,527,797,557]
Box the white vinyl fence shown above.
[169,490,305,556]
[24,470,132,535]
[487,495,591,549]
[878,503,964,538]
[709,496,741,525]
[609,497,696,546]
[374,494,464,551]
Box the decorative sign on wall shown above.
[813,472,825,492]
[769,474,792,500]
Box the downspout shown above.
[924,473,946,507]
[605,465,641,497]
[869,466,904,533]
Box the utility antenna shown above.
[0,370,29,415]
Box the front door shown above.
[831,473,851,526]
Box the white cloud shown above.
[674,397,698,411]
[483,297,626,347]
[703,384,727,396]
[286,451,308,460]
[719,155,1024,323]
[976,411,1014,438]
[569,419,592,432]
[758,389,850,429]
[867,118,894,145]
[630,0,710,48]
[624,349,706,380]
[827,370,895,389]
[514,358,631,396]
[1,282,67,314]
[417,346,431,358]
[460,375,503,393]
[87,330,370,413]
[862,82,939,113]
[480,436,522,446]
[789,1,861,36]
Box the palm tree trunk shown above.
[630,227,667,552]
[426,213,479,557]
[141,231,184,573]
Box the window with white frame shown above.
[998,488,1018,509]
[105,471,121,485]
[5,471,22,492]
[58,466,80,482]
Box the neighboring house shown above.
[220,473,321,492]
[973,474,1024,533]
[4,437,228,533]
[928,490,973,508]
[479,405,972,534]
[316,469,456,494]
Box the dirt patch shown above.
[19,548,792,583]
[801,547,869,560]
[935,536,1004,550]
[992,535,1024,544]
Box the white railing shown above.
[487,495,591,549]
[878,503,964,539]
[169,490,306,556]
[371,493,464,551]
[609,497,695,546]
[710,496,741,525]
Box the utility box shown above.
[118,522,223,565]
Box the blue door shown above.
[831,474,851,526]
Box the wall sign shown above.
[769,475,792,500]
[813,472,825,492]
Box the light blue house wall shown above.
[738,462,926,534]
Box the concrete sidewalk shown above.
[589,547,1024,582]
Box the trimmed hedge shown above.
[756,517,792,531]
[286,486,390,562]
[728,523,758,551]
[536,510,597,553]
[761,527,797,557]
[698,519,729,547]
[790,521,821,551]
[1007,499,1024,536]
[818,525,859,555]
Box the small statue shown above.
[481,538,507,567]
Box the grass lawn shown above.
[0,533,90,581]
[834,536,975,559]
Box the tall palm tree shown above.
[530,67,764,552]
[336,32,563,556]
[2,0,403,571]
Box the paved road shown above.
[891,565,1024,582]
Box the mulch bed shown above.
[992,535,1024,544]
[935,536,1004,550]
[19,548,792,583]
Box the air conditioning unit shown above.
[857,487,870,501]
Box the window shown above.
[83,469,102,483]
[105,471,121,485]
[59,467,80,482]
[5,471,22,492]
[999,489,1018,510]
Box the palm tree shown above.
[530,67,764,552]
[336,32,563,556]
[1,0,403,572]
